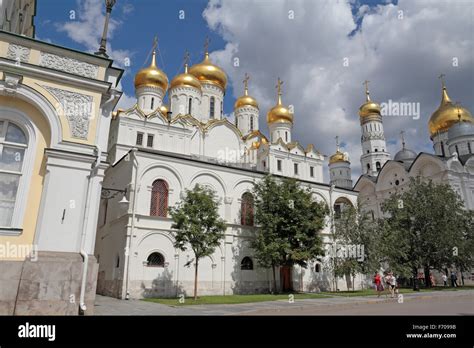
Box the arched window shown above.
[250,116,254,131]
[0,120,28,227]
[315,263,321,273]
[220,101,223,117]
[376,162,381,171]
[241,257,253,270]
[188,97,192,114]
[366,163,370,173]
[147,252,165,267]
[150,179,169,217]
[236,117,238,128]
[468,142,472,154]
[241,192,254,226]
[151,97,154,110]
[210,97,215,119]
[285,131,288,142]
[440,141,445,157]
[116,255,120,268]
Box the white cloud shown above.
[55,0,135,108]
[203,0,474,180]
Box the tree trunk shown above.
[272,264,278,294]
[352,275,356,291]
[413,266,419,291]
[424,264,431,288]
[194,259,199,300]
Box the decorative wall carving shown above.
[39,52,98,79]
[42,85,93,139]
[6,44,30,63]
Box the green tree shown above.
[251,175,329,293]
[381,177,473,289]
[333,201,383,290]
[169,184,226,300]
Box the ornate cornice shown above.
[39,52,99,79]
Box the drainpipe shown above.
[78,90,119,312]
[79,145,101,314]
[123,147,139,299]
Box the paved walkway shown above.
[94,290,474,316]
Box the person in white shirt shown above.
[442,274,448,287]
[386,272,397,298]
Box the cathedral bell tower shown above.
[359,81,390,176]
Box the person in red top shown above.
[374,272,384,297]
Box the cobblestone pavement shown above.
[94,290,474,316]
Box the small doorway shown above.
[280,266,293,292]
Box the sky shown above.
[35,0,474,180]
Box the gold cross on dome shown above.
[363,80,370,95]
[184,50,190,65]
[276,77,283,96]
[204,36,210,54]
[335,135,340,150]
[243,73,249,94]
[438,73,446,88]
[152,36,158,53]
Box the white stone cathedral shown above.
[94,44,359,299]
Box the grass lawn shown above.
[142,285,474,306]
[321,285,474,297]
[142,293,332,306]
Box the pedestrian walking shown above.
[374,272,384,297]
[450,271,457,287]
[442,273,448,287]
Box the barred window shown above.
[147,134,154,148]
[188,98,192,114]
[150,179,169,217]
[241,257,253,270]
[136,132,143,146]
[147,252,165,267]
[240,192,254,226]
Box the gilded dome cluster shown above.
[134,47,227,93]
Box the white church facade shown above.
[94,46,359,299]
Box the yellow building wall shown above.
[0,96,50,260]
[0,39,104,146]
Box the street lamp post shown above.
[95,0,117,58]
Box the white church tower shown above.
[134,39,168,114]
[329,136,353,189]
[234,73,259,136]
[267,78,293,143]
[169,52,202,117]
[188,38,227,122]
[359,81,390,176]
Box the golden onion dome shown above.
[329,150,348,164]
[234,74,259,109]
[235,94,259,110]
[428,83,474,137]
[359,83,381,117]
[134,51,169,91]
[170,63,202,91]
[267,78,293,124]
[188,52,227,90]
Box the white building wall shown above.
[96,151,358,298]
